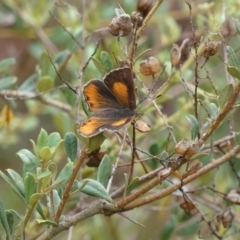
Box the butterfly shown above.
[78,67,137,137]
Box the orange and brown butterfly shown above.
[78,67,137,138]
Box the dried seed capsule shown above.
[134,120,150,133]
[175,139,199,156]
[170,44,181,67]
[109,14,133,37]
[139,56,161,76]
[137,0,156,19]
[201,39,221,57]
[131,11,143,28]
[220,18,238,37]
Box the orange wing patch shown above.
[79,118,105,137]
[111,118,129,127]
[111,81,129,107]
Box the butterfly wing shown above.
[104,68,136,109]
[78,109,135,137]
[83,80,121,112]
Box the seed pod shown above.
[170,44,181,67]
[137,0,156,19]
[201,39,221,57]
[179,38,192,63]
[182,160,202,178]
[220,18,238,37]
[109,14,133,37]
[131,11,143,28]
[134,120,150,133]
[139,56,161,76]
[175,139,199,156]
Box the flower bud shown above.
[139,56,161,76]
[109,14,133,37]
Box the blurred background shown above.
[0,0,240,239]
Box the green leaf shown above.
[0,76,17,90]
[125,177,139,196]
[5,210,14,234]
[0,198,11,239]
[52,190,61,214]
[36,168,51,180]
[159,216,177,240]
[86,133,106,153]
[91,56,104,74]
[209,103,218,120]
[233,18,240,35]
[78,179,112,201]
[53,49,71,65]
[227,46,240,71]
[39,147,52,161]
[186,115,199,140]
[6,169,25,197]
[160,151,169,161]
[100,51,113,73]
[80,93,90,117]
[36,219,58,226]
[37,76,54,92]
[37,129,49,151]
[218,84,234,109]
[64,132,78,161]
[227,66,240,80]
[39,52,50,76]
[53,162,73,188]
[0,171,26,202]
[29,193,43,208]
[0,58,16,72]
[48,132,61,148]
[47,162,57,180]
[18,73,38,91]
[97,155,112,187]
[24,173,37,203]
[16,149,40,176]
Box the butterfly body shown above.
[78,67,136,138]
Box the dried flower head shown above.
[131,11,143,28]
[109,14,133,37]
[201,39,221,58]
[139,56,161,76]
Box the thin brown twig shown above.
[128,123,136,183]
[49,11,83,50]
[0,89,72,113]
[122,145,240,210]
[47,50,78,94]
[198,82,240,146]
[185,0,200,139]
[53,148,86,223]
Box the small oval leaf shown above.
[64,133,78,161]
[227,66,240,80]
[100,51,113,73]
[97,155,112,187]
[24,173,37,203]
[78,179,112,201]
[218,84,234,109]
[227,46,240,70]
[186,115,199,140]
[37,76,54,92]
[210,102,218,120]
